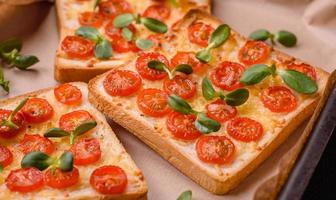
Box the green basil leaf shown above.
[141,17,168,33]
[208,24,230,49]
[58,152,73,172]
[196,49,211,63]
[177,190,192,200]
[147,60,166,71]
[1,49,18,63]
[202,77,217,100]
[75,26,101,42]
[168,94,193,114]
[278,69,318,94]
[195,113,221,134]
[21,151,53,171]
[240,64,272,85]
[173,64,193,75]
[121,27,133,42]
[113,13,134,28]
[44,128,69,137]
[70,120,97,144]
[135,38,154,50]
[0,67,9,93]
[0,38,22,54]
[1,98,28,128]
[249,29,271,41]
[224,88,249,106]
[94,39,112,59]
[13,55,39,70]
[275,30,297,47]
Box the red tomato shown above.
[0,109,25,138]
[105,22,139,53]
[19,134,54,155]
[54,83,82,106]
[137,88,170,117]
[163,75,196,99]
[210,61,245,91]
[78,12,104,28]
[59,110,94,132]
[71,138,101,165]
[196,135,235,164]
[287,63,317,81]
[90,165,128,194]
[0,145,13,168]
[170,51,207,73]
[103,69,142,97]
[98,0,133,19]
[238,41,270,66]
[166,112,201,140]
[135,52,169,80]
[6,167,44,193]
[44,167,79,189]
[61,36,94,59]
[227,117,263,142]
[21,98,54,124]
[260,86,297,113]
[142,4,171,21]
[205,99,237,123]
[188,22,214,47]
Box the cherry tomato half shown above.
[287,63,317,81]
[90,165,128,194]
[210,61,245,91]
[54,83,82,106]
[188,22,214,47]
[103,69,142,97]
[99,0,133,19]
[0,109,25,138]
[19,134,54,155]
[163,75,196,99]
[137,88,170,117]
[21,98,54,124]
[135,52,169,80]
[0,145,13,168]
[6,167,44,193]
[260,86,297,113]
[170,51,207,73]
[227,117,263,142]
[205,99,237,123]
[78,12,104,28]
[166,112,201,141]
[238,40,270,66]
[196,135,235,164]
[70,138,101,165]
[61,36,94,59]
[59,110,94,132]
[44,167,79,189]
[142,4,171,21]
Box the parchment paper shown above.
[0,0,335,199]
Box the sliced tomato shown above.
[19,134,54,155]
[188,22,214,47]
[45,167,79,189]
[238,40,270,66]
[287,63,317,81]
[99,0,133,19]
[205,99,237,123]
[135,52,169,80]
[142,4,171,21]
[105,22,139,53]
[59,110,94,132]
[61,36,94,59]
[170,51,207,73]
[167,112,201,140]
[78,12,104,28]
[137,88,170,117]
[6,167,44,193]
[21,98,54,124]
[196,135,235,164]
[210,61,245,91]
[90,165,128,194]
[0,109,25,138]
[103,69,142,97]
[163,75,196,99]
[260,86,297,113]
[0,145,13,168]
[70,138,101,165]
[227,117,263,142]
[54,83,82,106]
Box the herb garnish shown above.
[249,29,297,47]
[0,98,28,129]
[177,190,192,200]
[147,60,192,79]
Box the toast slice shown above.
[0,82,147,199]
[87,9,329,194]
[54,0,211,83]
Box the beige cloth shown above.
[0,0,335,199]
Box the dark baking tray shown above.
[277,80,336,200]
